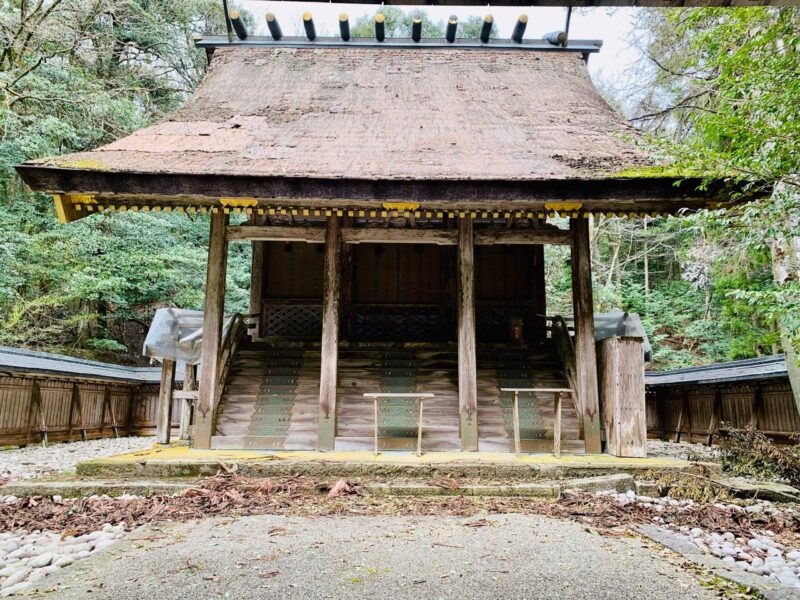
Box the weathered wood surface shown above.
[477,347,581,453]
[646,379,800,443]
[318,218,341,450]
[457,218,479,451]
[249,238,266,338]
[228,225,326,242]
[342,228,458,246]
[0,375,178,445]
[179,364,197,440]
[156,359,176,444]
[531,245,547,343]
[233,225,570,248]
[213,345,321,449]
[474,228,571,246]
[195,210,229,449]
[336,346,461,452]
[210,341,584,453]
[598,337,646,458]
[570,217,602,453]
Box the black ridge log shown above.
[511,15,528,43]
[375,13,385,42]
[339,13,350,41]
[230,9,248,41]
[445,16,458,43]
[480,15,493,43]
[266,13,282,40]
[411,18,422,42]
[303,12,316,41]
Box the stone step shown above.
[0,479,194,498]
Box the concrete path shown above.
[28,514,716,599]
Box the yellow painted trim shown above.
[383,201,420,211]
[220,198,258,208]
[544,201,583,212]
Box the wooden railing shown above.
[363,392,433,456]
[548,315,583,437]
[500,387,574,458]
[213,313,256,412]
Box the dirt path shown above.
[28,514,716,599]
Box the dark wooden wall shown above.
[257,240,546,344]
[646,379,800,443]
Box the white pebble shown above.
[0,581,32,597]
[28,552,54,568]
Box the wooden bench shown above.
[363,393,434,456]
[500,388,575,458]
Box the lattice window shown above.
[263,303,322,338]
[353,307,445,341]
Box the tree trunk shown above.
[769,184,800,417]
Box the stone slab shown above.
[75,446,711,481]
[364,482,559,497]
[560,473,635,494]
[1,479,193,498]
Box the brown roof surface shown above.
[25,47,653,182]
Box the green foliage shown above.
[351,8,445,38]
[0,0,252,363]
[633,7,800,363]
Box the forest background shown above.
[1,1,798,370]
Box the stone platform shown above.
[75,444,709,480]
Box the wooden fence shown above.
[646,380,800,444]
[0,374,181,446]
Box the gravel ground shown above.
[646,440,719,462]
[0,437,153,481]
[23,514,717,600]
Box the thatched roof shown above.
[17,46,740,214]
[26,47,649,180]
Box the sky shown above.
[238,2,645,95]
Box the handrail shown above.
[213,313,252,411]
[548,315,583,437]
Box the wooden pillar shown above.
[570,216,602,454]
[750,385,763,429]
[179,363,197,440]
[194,209,229,449]
[531,244,546,345]
[457,218,479,451]
[249,241,265,338]
[340,216,355,340]
[156,359,176,444]
[318,217,341,451]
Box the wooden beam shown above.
[231,226,572,246]
[179,363,197,440]
[249,241,266,338]
[570,216,601,453]
[227,225,325,242]
[457,218,479,451]
[318,217,341,451]
[194,210,229,449]
[475,228,571,245]
[342,228,458,245]
[156,359,176,444]
[15,167,747,211]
